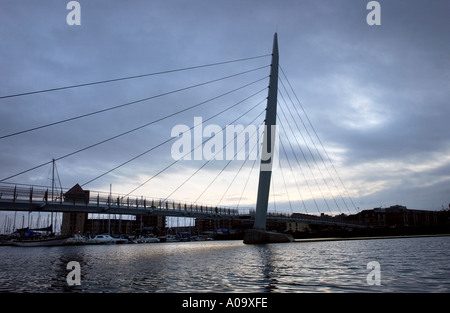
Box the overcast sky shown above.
[0,0,449,224]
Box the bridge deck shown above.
[0,184,366,228]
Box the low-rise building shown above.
[347,205,440,228]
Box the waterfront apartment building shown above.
[194,215,289,235]
[195,217,248,235]
[60,184,165,235]
[347,205,440,228]
[61,212,165,236]
[286,221,310,233]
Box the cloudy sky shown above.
[0,0,449,224]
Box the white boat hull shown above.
[145,237,160,243]
[86,234,116,244]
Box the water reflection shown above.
[0,237,449,292]
[252,244,279,292]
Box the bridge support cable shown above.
[276,121,308,214]
[0,65,269,140]
[277,112,313,214]
[189,119,264,206]
[270,172,278,213]
[277,102,323,215]
[278,89,343,216]
[0,54,271,100]
[277,137,295,214]
[279,78,347,215]
[235,145,260,212]
[121,93,268,198]
[161,105,265,203]
[71,75,267,174]
[215,123,262,208]
[83,90,267,190]
[0,160,54,185]
[0,75,268,184]
[279,65,358,213]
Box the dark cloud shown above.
[0,0,449,221]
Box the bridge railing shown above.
[0,184,63,203]
[97,193,243,216]
[0,183,246,217]
[265,211,366,228]
[0,183,364,227]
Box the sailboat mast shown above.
[51,159,55,233]
[109,184,111,234]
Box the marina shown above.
[0,1,448,300]
[0,229,216,246]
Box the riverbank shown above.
[213,225,450,241]
[294,233,450,243]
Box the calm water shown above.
[0,236,449,293]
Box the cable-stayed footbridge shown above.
[0,34,366,239]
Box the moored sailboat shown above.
[11,235,69,247]
[9,225,69,247]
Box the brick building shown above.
[347,205,440,227]
[60,184,165,236]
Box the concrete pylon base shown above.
[243,229,294,244]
